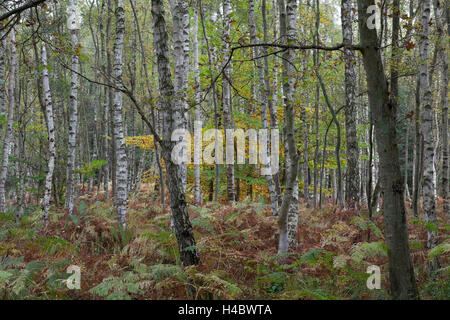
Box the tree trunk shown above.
[412,78,421,216]
[169,0,189,192]
[0,23,5,118]
[419,0,439,274]
[434,0,448,215]
[112,0,128,228]
[65,0,80,215]
[41,44,56,223]
[277,0,299,256]
[152,0,200,266]
[357,0,418,299]
[341,0,359,209]
[404,120,411,201]
[0,30,16,214]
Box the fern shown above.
[150,264,183,281]
[350,241,387,263]
[428,243,450,261]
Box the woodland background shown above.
[0,0,448,299]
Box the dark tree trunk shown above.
[357,0,418,299]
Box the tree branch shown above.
[0,0,47,22]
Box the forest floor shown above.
[0,184,448,300]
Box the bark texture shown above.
[112,0,128,227]
[341,0,360,208]
[0,30,16,214]
[41,44,56,222]
[65,0,80,215]
[419,0,439,274]
[357,0,418,299]
[152,0,200,266]
[277,0,299,255]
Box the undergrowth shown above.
[0,185,448,300]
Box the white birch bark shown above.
[152,0,200,266]
[419,0,439,273]
[0,30,16,213]
[0,21,6,118]
[169,0,189,192]
[65,0,80,215]
[277,0,299,255]
[41,44,56,222]
[434,0,448,215]
[112,0,128,227]
[286,0,299,250]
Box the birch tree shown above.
[285,0,299,250]
[152,0,200,266]
[41,44,56,222]
[112,0,128,227]
[0,17,5,118]
[419,0,439,274]
[64,0,80,215]
[0,30,16,214]
[434,0,448,215]
[277,0,300,255]
[169,0,189,192]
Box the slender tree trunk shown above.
[0,30,16,214]
[357,0,418,299]
[312,0,320,210]
[129,0,164,209]
[99,0,109,199]
[434,0,448,215]
[413,78,421,216]
[285,0,299,250]
[152,0,200,266]
[419,0,439,274]
[17,78,27,224]
[169,0,189,192]
[319,119,334,208]
[106,0,116,199]
[41,44,56,223]
[317,72,343,209]
[0,22,5,119]
[341,0,359,209]
[404,120,411,201]
[112,0,128,227]
[277,0,299,255]
[270,0,282,206]
[65,0,80,215]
